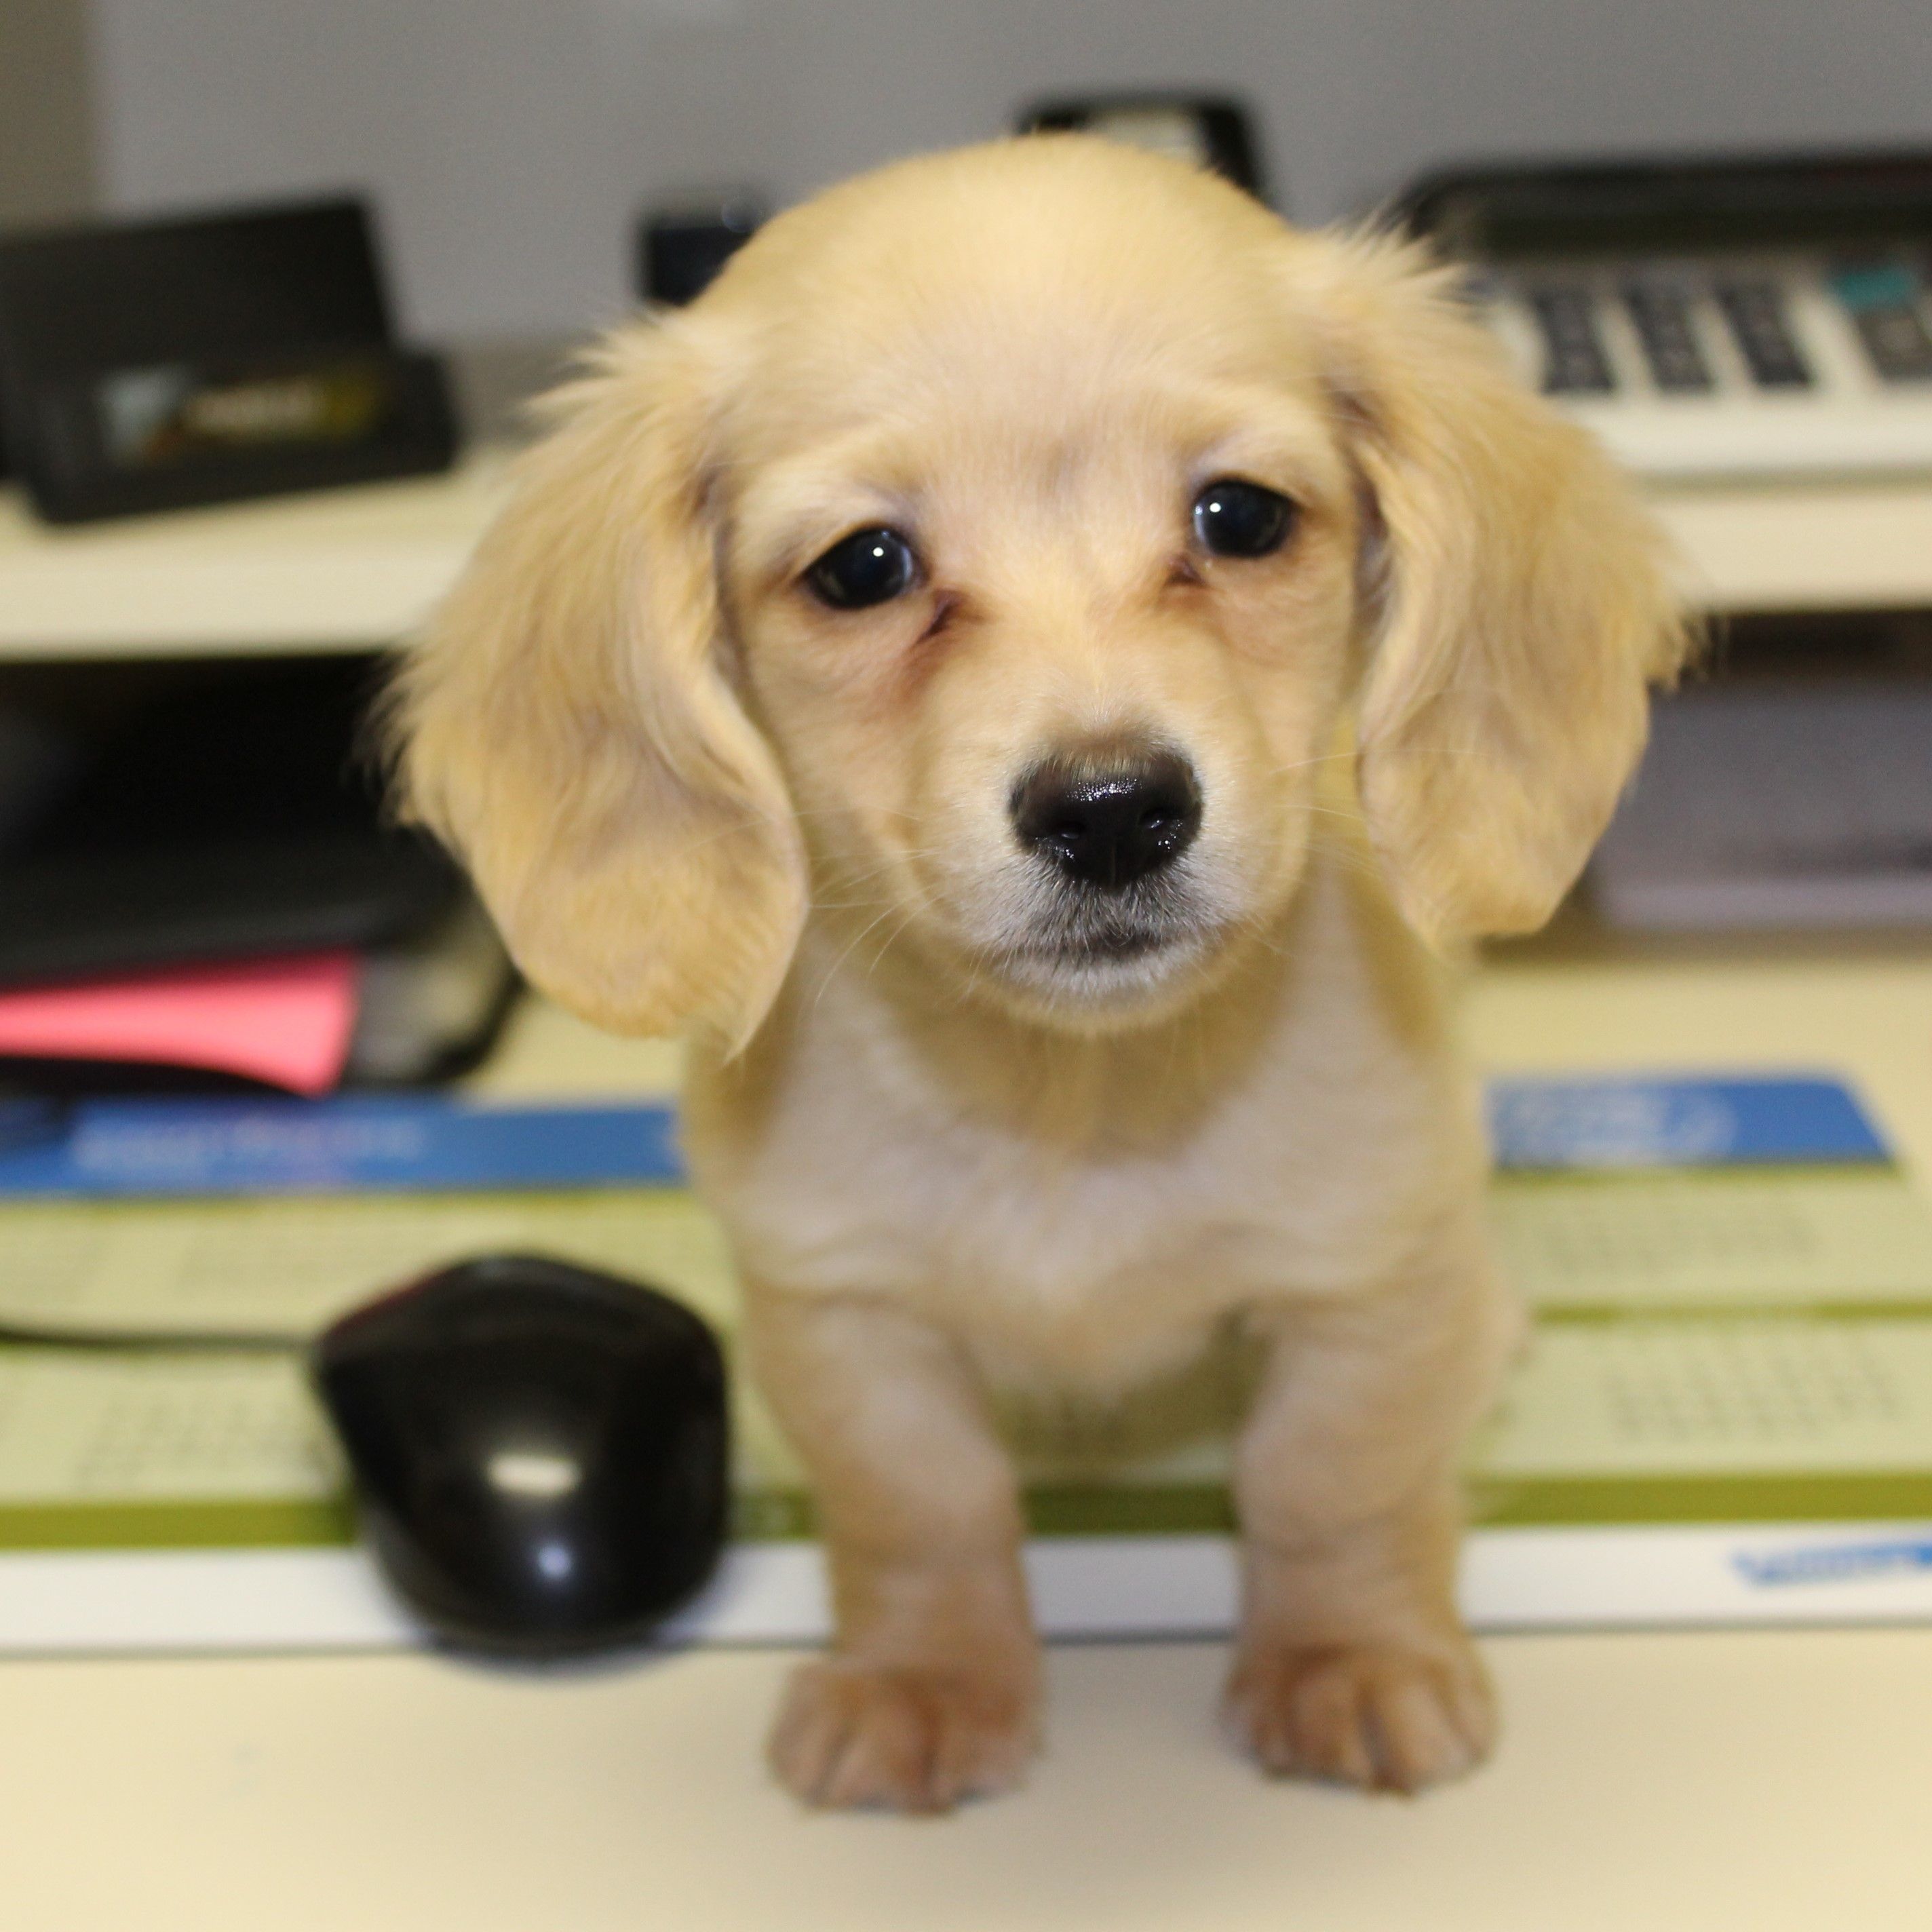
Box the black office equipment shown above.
[0,654,463,986]
[1587,611,1932,933]
[0,196,458,522]
[637,195,765,307]
[1016,94,1267,201]
[1399,151,1932,480]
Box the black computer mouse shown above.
[309,1254,730,1657]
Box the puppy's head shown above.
[395,138,1686,1045]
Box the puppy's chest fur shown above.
[684,859,1483,1391]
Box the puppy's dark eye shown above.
[1191,479,1294,559]
[806,526,919,609]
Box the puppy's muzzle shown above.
[1010,750,1202,890]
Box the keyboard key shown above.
[1527,286,1617,395]
[1830,260,1932,382]
[1715,279,1813,389]
[1622,282,1714,392]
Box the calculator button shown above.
[1830,260,1932,381]
[1714,280,1813,389]
[1856,307,1932,380]
[1621,283,1714,392]
[1527,286,1617,394]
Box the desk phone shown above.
[1405,153,1932,481]
[1016,95,1265,200]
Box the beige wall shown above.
[0,0,95,227]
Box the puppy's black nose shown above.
[1011,750,1203,890]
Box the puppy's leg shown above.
[1224,1220,1518,1794]
[744,1289,1038,1813]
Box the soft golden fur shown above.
[395,137,1686,1811]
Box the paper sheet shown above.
[5,1148,1932,1549]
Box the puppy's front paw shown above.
[769,1657,1039,1813]
[1222,1637,1495,1794]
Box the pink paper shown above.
[0,952,360,1095]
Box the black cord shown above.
[0,1317,308,1356]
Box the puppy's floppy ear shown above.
[1298,231,1690,944]
[391,321,805,1045]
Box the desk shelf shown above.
[0,450,514,660]
[5,456,1932,661]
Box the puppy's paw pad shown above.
[769,1658,1037,1813]
[1222,1640,1494,1794]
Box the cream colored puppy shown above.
[396,136,1685,1811]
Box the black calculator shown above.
[1404,153,1932,480]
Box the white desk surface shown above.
[6,459,1932,657]
[6,947,1932,1931]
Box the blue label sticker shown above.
[0,1073,1888,1199]
[0,1094,684,1199]
[1735,1537,1932,1587]
[1486,1076,1888,1170]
